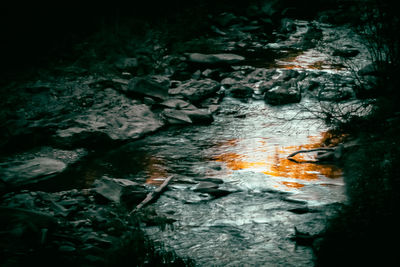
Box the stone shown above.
[214,12,239,27]
[93,177,148,207]
[158,98,196,110]
[227,85,253,98]
[181,108,214,124]
[193,181,219,192]
[0,157,66,187]
[53,102,164,146]
[185,53,245,66]
[126,77,169,101]
[115,58,139,72]
[332,48,359,58]
[168,79,220,102]
[162,109,193,124]
[162,108,213,125]
[265,83,301,105]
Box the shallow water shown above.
[99,96,346,266]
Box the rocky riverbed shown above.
[1,2,375,266]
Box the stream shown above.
[99,95,346,266]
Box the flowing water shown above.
[99,95,346,266]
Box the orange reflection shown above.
[143,156,169,186]
[275,51,345,71]
[213,133,343,188]
[281,181,305,189]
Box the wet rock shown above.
[162,108,213,125]
[169,79,220,102]
[185,53,245,66]
[221,77,238,87]
[358,63,381,76]
[193,183,232,198]
[54,103,164,146]
[194,178,224,184]
[162,109,193,124]
[126,77,169,101]
[317,87,354,102]
[0,157,66,187]
[332,48,359,58]
[227,85,253,99]
[193,181,219,192]
[265,83,301,105]
[158,98,196,110]
[93,176,148,207]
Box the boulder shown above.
[185,53,245,66]
[265,83,301,105]
[93,176,148,207]
[0,157,66,187]
[126,77,169,101]
[168,79,220,102]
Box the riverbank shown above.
[1,1,397,266]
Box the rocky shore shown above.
[0,1,381,265]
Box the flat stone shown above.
[186,53,245,66]
[126,77,169,101]
[0,157,66,187]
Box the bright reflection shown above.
[213,133,342,188]
[143,156,168,186]
[275,50,345,70]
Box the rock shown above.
[126,77,169,101]
[194,178,224,184]
[181,108,214,124]
[317,87,353,102]
[59,245,76,252]
[158,98,196,110]
[265,83,301,105]
[53,102,164,147]
[358,63,381,76]
[168,79,220,102]
[162,109,193,124]
[332,48,359,58]
[214,12,239,27]
[0,157,66,187]
[0,207,57,239]
[115,58,138,72]
[193,181,219,192]
[193,182,232,198]
[162,108,213,125]
[221,77,238,87]
[185,53,245,66]
[92,176,148,207]
[227,85,253,98]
